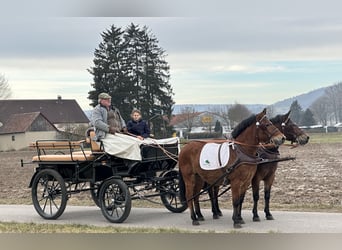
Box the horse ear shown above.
[262,108,267,115]
[285,110,291,118]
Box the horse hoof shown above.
[253,217,261,222]
[213,215,220,220]
[233,223,242,229]
[192,220,200,226]
[266,215,274,220]
[218,212,223,217]
[239,219,245,224]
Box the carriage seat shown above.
[85,127,104,153]
[30,140,95,162]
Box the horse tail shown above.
[178,168,186,204]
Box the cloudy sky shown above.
[1,0,342,110]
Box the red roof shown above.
[0,112,57,134]
[0,98,89,125]
[169,112,203,126]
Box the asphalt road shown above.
[1,204,342,233]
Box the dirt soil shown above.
[0,143,341,212]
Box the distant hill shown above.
[173,87,327,115]
[84,87,327,117]
[172,104,267,114]
[271,87,326,114]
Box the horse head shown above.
[255,108,286,146]
[271,110,310,145]
[232,108,285,147]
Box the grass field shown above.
[305,132,342,143]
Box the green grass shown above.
[306,132,342,143]
[0,221,201,233]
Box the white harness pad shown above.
[199,142,231,170]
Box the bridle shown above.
[280,117,304,143]
[256,115,281,143]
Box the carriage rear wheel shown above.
[159,170,188,213]
[31,169,67,220]
[99,178,131,223]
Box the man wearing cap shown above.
[91,92,127,141]
[91,92,143,162]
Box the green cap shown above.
[98,92,111,99]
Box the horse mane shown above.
[270,114,283,124]
[231,114,256,139]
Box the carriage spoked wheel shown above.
[31,169,67,220]
[159,170,188,213]
[99,178,131,223]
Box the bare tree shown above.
[324,82,342,124]
[228,103,251,128]
[0,74,12,99]
[310,95,329,126]
[179,106,197,132]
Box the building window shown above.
[12,135,15,141]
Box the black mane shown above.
[231,114,256,139]
[270,114,284,124]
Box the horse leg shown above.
[184,177,200,226]
[264,171,276,220]
[231,184,244,228]
[252,176,261,222]
[264,181,274,220]
[194,175,205,221]
[232,195,244,228]
[264,188,274,220]
[214,186,223,217]
[208,185,222,219]
[237,193,245,224]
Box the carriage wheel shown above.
[99,178,131,223]
[31,169,67,220]
[159,170,188,213]
[90,182,101,207]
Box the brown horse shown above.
[178,108,286,228]
[251,110,310,221]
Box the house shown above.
[0,112,58,151]
[170,111,230,138]
[0,97,89,151]
[0,96,89,131]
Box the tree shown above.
[179,106,197,132]
[289,100,303,125]
[228,103,251,128]
[0,74,12,99]
[324,82,342,124]
[214,120,223,134]
[310,95,329,126]
[88,24,174,138]
[88,26,128,108]
[301,108,316,126]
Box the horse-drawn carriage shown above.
[21,129,187,223]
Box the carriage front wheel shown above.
[159,170,188,213]
[99,178,131,223]
[31,169,67,220]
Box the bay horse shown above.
[251,110,310,221]
[178,108,286,228]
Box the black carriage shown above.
[21,130,187,223]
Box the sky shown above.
[1,0,342,110]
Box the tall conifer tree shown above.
[88,23,174,137]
